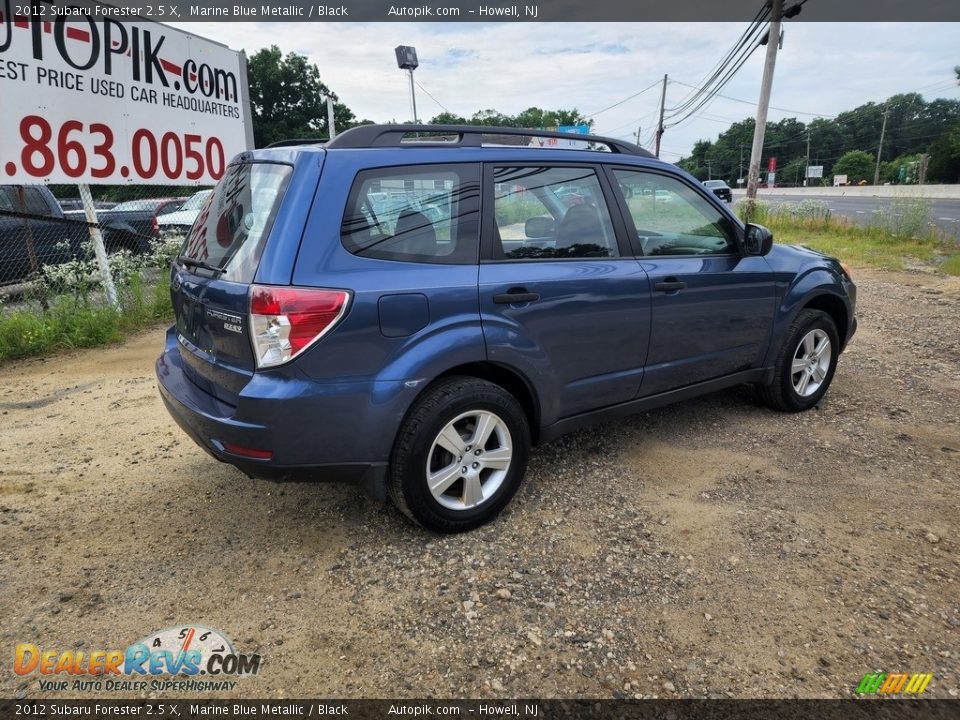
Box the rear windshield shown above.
[704,180,727,188]
[180,163,291,282]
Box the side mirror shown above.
[525,216,556,239]
[744,223,773,256]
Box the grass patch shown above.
[737,198,953,272]
[0,274,173,362]
[941,253,960,276]
[0,236,181,363]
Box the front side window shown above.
[613,170,738,256]
[492,166,619,260]
[341,164,479,264]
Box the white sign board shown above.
[806,165,824,179]
[833,174,848,187]
[0,13,252,185]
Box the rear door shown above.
[171,161,297,403]
[608,168,776,397]
[479,164,651,423]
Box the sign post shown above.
[78,183,117,307]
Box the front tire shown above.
[759,309,839,412]
[388,377,531,533]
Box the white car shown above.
[156,190,212,237]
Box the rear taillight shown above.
[151,216,159,236]
[249,285,350,369]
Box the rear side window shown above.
[341,164,480,264]
[22,188,55,216]
[181,163,291,282]
[491,166,620,260]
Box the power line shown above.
[668,79,827,117]
[583,79,664,121]
[665,4,771,121]
[414,80,452,114]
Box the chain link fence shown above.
[0,183,208,310]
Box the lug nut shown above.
[461,467,468,474]
[472,462,480,469]
[474,449,482,455]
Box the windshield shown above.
[181,190,213,211]
[180,164,291,282]
[111,200,167,212]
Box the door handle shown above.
[493,289,540,304]
[654,279,686,292]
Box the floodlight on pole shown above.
[395,45,420,123]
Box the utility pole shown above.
[804,131,811,187]
[707,157,712,180]
[739,142,745,184]
[654,74,668,158]
[635,126,642,146]
[746,0,784,201]
[873,107,889,186]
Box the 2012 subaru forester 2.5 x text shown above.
[156,124,856,533]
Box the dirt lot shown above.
[1,268,958,700]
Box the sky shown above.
[174,21,960,161]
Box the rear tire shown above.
[388,377,530,533]
[758,309,839,412]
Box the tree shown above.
[928,126,960,183]
[428,111,468,125]
[832,150,874,184]
[247,46,356,147]
[428,107,592,130]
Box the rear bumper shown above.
[155,328,400,498]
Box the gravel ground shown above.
[1,267,957,700]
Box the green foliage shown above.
[428,107,593,131]
[0,237,178,362]
[873,197,935,239]
[831,150,875,184]
[927,126,960,183]
[247,45,356,147]
[941,253,960,276]
[677,82,960,186]
[731,198,953,273]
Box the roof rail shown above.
[324,124,654,157]
[265,138,328,148]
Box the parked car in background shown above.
[157,124,857,533]
[0,186,81,286]
[98,198,187,252]
[703,179,733,202]
[157,190,212,237]
[60,198,117,214]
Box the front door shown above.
[609,168,776,397]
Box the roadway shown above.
[731,192,960,241]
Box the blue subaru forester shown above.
[156,124,856,532]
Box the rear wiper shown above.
[177,256,225,275]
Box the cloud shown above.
[177,21,960,158]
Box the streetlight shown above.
[395,45,419,123]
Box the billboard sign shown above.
[833,174,848,187]
[807,165,824,178]
[0,9,253,185]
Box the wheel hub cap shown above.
[791,328,832,398]
[426,410,513,512]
